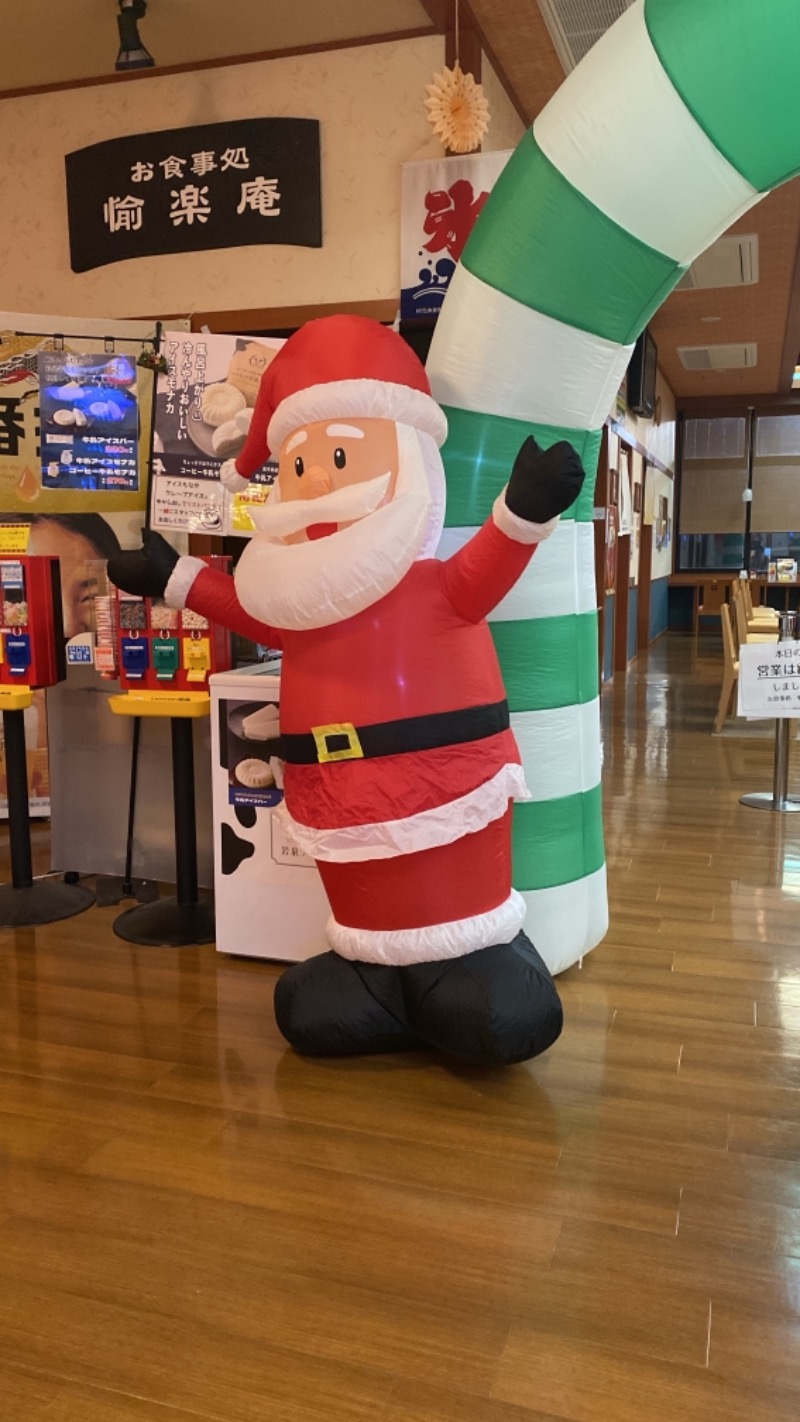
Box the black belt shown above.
[279,699,510,765]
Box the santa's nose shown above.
[299,464,332,498]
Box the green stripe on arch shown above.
[462,131,682,345]
[491,612,599,713]
[645,0,800,192]
[513,785,605,891]
[441,406,602,529]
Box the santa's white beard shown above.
[234,423,441,632]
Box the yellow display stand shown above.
[0,685,34,712]
[107,690,215,947]
[108,690,210,718]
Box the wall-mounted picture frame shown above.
[605,506,618,594]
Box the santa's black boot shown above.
[274,951,425,1057]
[401,932,563,1067]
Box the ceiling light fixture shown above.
[116,0,155,72]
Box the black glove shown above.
[505,436,585,525]
[107,529,179,599]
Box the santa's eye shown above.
[333,447,347,470]
[294,456,304,477]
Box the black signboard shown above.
[65,118,321,273]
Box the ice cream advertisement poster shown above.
[38,350,139,495]
[223,697,284,809]
[0,330,149,514]
[152,331,282,535]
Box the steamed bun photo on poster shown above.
[151,331,283,535]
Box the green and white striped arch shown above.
[427,0,800,974]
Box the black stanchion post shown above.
[172,717,199,907]
[741,609,800,812]
[0,701,95,927]
[3,709,33,889]
[112,713,215,947]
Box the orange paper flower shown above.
[424,63,490,154]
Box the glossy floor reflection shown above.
[3,632,800,1419]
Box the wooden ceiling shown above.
[4,0,797,402]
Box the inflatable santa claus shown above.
[109,314,584,1066]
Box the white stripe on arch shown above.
[437,519,597,621]
[427,264,633,433]
[534,0,759,265]
[521,866,608,976]
[511,700,602,802]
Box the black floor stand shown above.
[95,719,158,907]
[113,716,215,947]
[0,706,94,927]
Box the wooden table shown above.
[669,573,800,634]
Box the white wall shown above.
[616,368,677,473]
[0,39,526,323]
[0,39,443,319]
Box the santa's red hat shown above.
[221,315,448,492]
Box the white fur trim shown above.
[164,556,206,610]
[277,761,530,863]
[328,889,527,965]
[220,459,250,493]
[492,493,559,545]
[268,379,448,453]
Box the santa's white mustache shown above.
[250,471,393,540]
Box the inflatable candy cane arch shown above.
[428,0,800,974]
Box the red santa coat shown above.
[187,515,541,964]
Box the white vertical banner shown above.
[400,151,511,321]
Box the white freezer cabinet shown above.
[209,663,329,961]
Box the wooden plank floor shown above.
[3,632,800,1420]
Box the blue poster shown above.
[38,350,140,493]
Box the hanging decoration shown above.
[425,0,489,154]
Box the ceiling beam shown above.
[419,1,448,29]
[677,393,800,413]
[0,27,438,102]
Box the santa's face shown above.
[234,418,439,632]
[277,418,399,543]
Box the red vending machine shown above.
[105,555,232,700]
[0,555,66,691]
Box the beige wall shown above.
[0,38,525,323]
[617,368,677,474]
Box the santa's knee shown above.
[403,934,563,1067]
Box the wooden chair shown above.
[732,581,778,645]
[693,577,727,637]
[714,603,740,733]
[742,578,779,627]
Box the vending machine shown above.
[0,556,66,690]
[104,555,232,695]
[209,662,329,962]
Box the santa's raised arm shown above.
[110,315,584,1067]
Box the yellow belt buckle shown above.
[311,721,364,763]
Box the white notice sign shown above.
[738,641,800,719]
